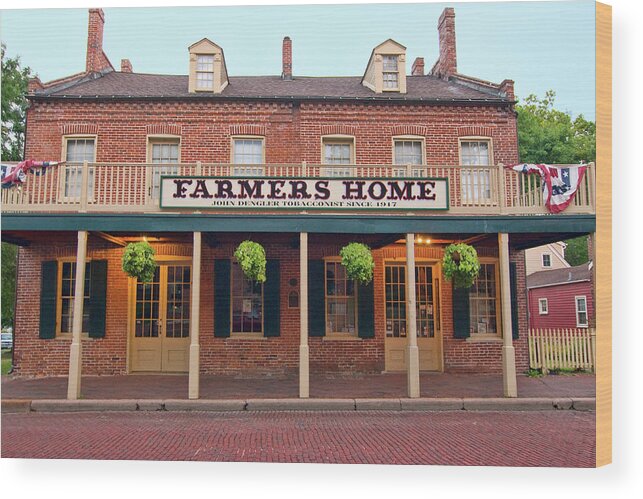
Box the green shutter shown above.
[88,260,108,338]
[452,286,470,339]
[214,259,231,338]
[263,260,280,337]
[39,260,58,339]
[308,260,326,337]
[357,280,375,339]
[509,262,519,340]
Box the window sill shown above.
[55,333,91,340]
[229,333,265,340]
[323,334,360,341]
[465,335,503,343]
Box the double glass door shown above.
[130,264,191,372]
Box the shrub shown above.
[442,243,480,289]
[340,242,374,284]
[122,242,156,282]
[234,240,267,283]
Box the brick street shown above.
[1,410,595,467]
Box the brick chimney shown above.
[499,79,515,100]
[282,36,292,80]
[430,7,457,80]
[411,57,425,76]
[121,59,133,73]
[86,8,113,74]
[27,76,44,94]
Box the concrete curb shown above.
[4,397,596,413]
[246,398,355,411]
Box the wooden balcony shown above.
[1,162,595,217]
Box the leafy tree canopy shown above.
[517,91,595,264]
[1,43,32,161]
[516,90,595,165]
[1,243,18,327]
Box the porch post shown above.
[498,232,518,397]
[67,230,88,400]
[188,231,201,399]
[406,233,420,398]
[299,232,310,398]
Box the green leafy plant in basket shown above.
[442,243,480,289]
[122,241,156,282]
[234,240,267,283]
[340,242,374,284]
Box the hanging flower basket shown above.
[340,242,374,284]
[234,240,267,283]
[122,241,156,282]
[442,243,480,289]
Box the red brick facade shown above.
[12,7,533,380]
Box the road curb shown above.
[3,397,596,413]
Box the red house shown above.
[527,262,595,329]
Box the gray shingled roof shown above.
[527,262,593,289]
[34,71,508,102]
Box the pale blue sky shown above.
[1,1,595,119]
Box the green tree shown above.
[564,236,589,267]
[1,43,31,161]
[517,91,595,265]
[516,90,595,164]
[1,44,30,327]
[1,243,18,327]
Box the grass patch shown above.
[1,349,12,375]
[525,368,543,378]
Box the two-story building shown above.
[1,8,596,400]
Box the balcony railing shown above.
[1,162,595,216]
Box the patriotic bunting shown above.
[1,160,61,189]
[506,163,588,214]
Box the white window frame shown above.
[538,298,549,315]
[60,135,97,202]
[468,259,502,339]
[147,135,181,201]
[321,135,355,177]
[392,135,427,177]
[324,258,358,337]
[542,253,552,268]
[458,137,494,204]
[195,54,215,91]
[231,136,265,176]
[382,55,400,91]
[575,295,588,328]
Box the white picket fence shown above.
[528,328,596,373]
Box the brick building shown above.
[2,8,596,399]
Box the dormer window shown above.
[382,55,399,90]
[188,38,229,94]
[361,39,407,94]
[195,55,214,90]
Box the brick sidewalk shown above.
[0,410,596,466]
[1,372,595,400]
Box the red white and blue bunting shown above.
[506,163,588,214]
[1,160,61,189]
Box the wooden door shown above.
[130,264,191,372]
[384,262,442,372]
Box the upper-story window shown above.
[322,136,354,177]
[459,138,493,204]
[148,137,180,200]
[382,55,399,90]
[542,253,552,268]
[195,55,215,90]
[232,137,264,176]
[393,137,425,177]
[62,137,96,201]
